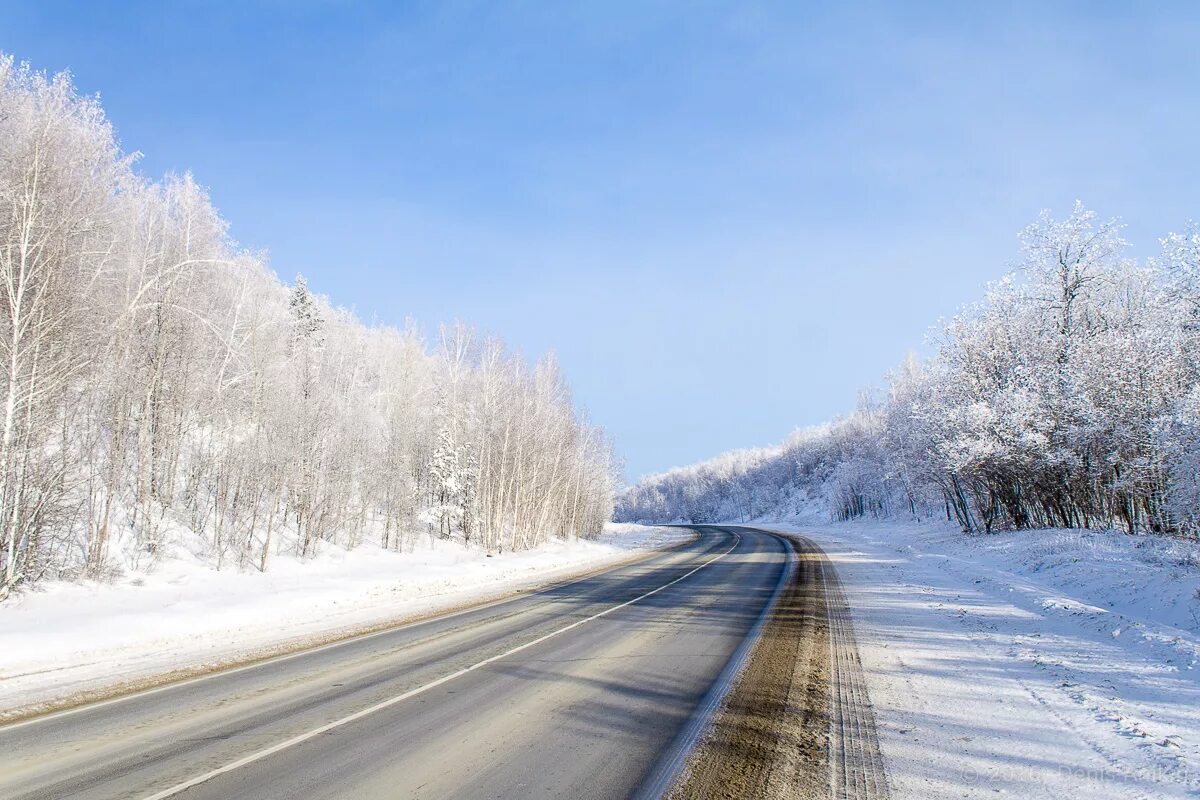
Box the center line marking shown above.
[140,534,741,800]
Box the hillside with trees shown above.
[619,204,1200,537]
[0,56,615,598]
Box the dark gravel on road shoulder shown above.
[668,531,889,800]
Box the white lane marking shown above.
[140,535,741,800]
[0,539,694,735]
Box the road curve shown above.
[0,526,795,800]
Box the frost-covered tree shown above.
[620,204,1200,539]
[288,275,324,347]
[0,54,616,598]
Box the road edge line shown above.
[633,525,798,800]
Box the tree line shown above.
[0,55,615,598]
[619,203,1200,537]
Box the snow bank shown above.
[0,524,685,720]
[771,518,1200,798]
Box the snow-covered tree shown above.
[620,204,1200,539]
[0,54,616,597]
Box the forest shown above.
[0,56,615,598]
[619,203,1200,538]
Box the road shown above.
[0,526,798,800]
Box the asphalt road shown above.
[0,527,794,800]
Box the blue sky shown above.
[4,1,1199,480]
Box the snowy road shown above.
[0,527,798,800]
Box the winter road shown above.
[0,526,820,800]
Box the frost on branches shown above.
[620,203,1200,538]
[0,56,615,598]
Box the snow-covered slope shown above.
[776,519,1200,799]
[0,524,684,720]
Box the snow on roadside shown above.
[0,524,686,720]
[769,518,1200,799]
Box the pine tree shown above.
[288,274,325,347]
[429,419,460,540]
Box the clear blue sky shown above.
[4,1,1199,481]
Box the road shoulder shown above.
[784,520,1200,800]
[668,530,889,799]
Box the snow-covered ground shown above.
[0,523,684,721]
[771,518,1200,799]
